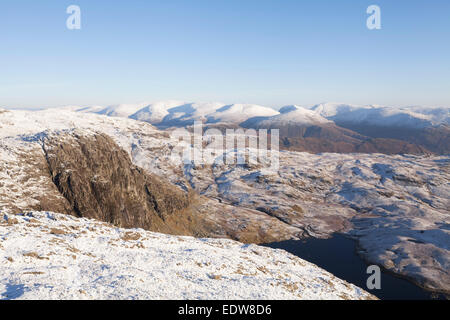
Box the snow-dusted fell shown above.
[128,100,187,124]
[130,101,223,126]
[64,100,449,130]
[50,100,450,130]
[310,103,450,128]
[130,102,280,126]
[251,105,331,127]
[70,101,280,127]
[400,106,450,126]
[278,105,301,114]
[206,103,279,124]
[78,103,152,118]
[310,103,372,118]
[0,212,374,300]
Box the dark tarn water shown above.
[263,234,447,300]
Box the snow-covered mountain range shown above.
[57,101,449,154]
[63,101,449,128]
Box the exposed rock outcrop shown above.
[41,132,203,235]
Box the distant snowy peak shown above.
[279,105,301,114]
[400,106,450,126]
[129,100,187,124]
[130,102,279,126]
[310,103,374,118]
[59,104,150,118]
[38,101,279,127]
[60,105,104,113]
[310,103,449,128]
[207,104,279,124]
[86,103,152,118]
[254,105,331,127]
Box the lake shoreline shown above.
[262,233,447,300]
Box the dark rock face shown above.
[41,132,203,235]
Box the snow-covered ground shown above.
[0,108,449,294]
[0,212,374,300]
[180,151,450,293]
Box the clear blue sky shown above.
[1,0,449,109]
